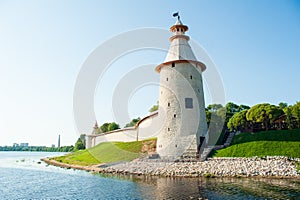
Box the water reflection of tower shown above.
[58,134,61,148]
[154,177,202,199]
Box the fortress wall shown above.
[87,112,159,148]
[136,112,161,140]
[94,128,137,144]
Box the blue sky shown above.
[0,0,299,146]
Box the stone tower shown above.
[155,16,207,160]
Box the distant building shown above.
[51,144,55,148]
[13,143,19,147]
[19,143,29,147]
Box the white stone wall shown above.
[86,112,160,148]
[156,62,207,159]
[85,135,93,149]
[137,112,162,140]
[94,128,137,144]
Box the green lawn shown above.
[51,139,155,166]
[231,129,300,145]
[213,141,300,157]
[213,129,300,158]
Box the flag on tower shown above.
[173,12,179,17]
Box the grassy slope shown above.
[51,139,155,166]
[214,129,300,158]
[231,129,300,145]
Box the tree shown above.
[207,104,223,112]
[238,104,250,112]
[284,106,293,129]
[206,110,212,125]
[125,117,141,128]
[214,102,248,131]
[216,106,226,122]
[74,138,85,151]
[246,103,284,130]
[79,134,86,145]
[225,102,239,113]
[278,102,288,109]
[107,122,120,131]
[149,101,159,112]
[100,123,110,133]
[227,110,248,131]
[291,102,300,128]
[223,102,240,126]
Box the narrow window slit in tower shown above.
[190,75,193,79]
[172,62,175,68]
[168,102,170,107]
[167,128,170,131]
[175,144,177,147]
[166,77,168,81]
[174,114,176,118]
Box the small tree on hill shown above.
[227,109,249,132]
[125,117,141,128]
[149,101,159,112]
[100,123,110,133]
[74,138,85,151]
[107,122,120,131]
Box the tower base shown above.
[180,137,199,161]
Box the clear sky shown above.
[0,0,299,146]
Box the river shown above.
[0,151,299,199]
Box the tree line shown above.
[94,101,300,136]
[207,101,300,133]
[149,100,300,134]
[0,145,74,152]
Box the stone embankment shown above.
[42,157,300,178]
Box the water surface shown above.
[0,152,299,199]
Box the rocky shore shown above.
[42,156,300,178]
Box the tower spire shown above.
[93,121,99,129]
[92,121,99,134]
[155,15,205,73]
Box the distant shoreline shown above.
[42,156,300,179]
